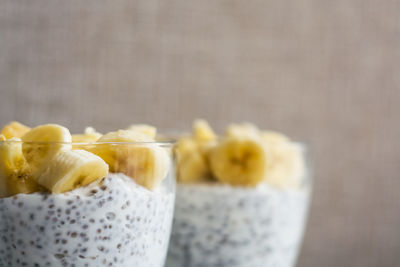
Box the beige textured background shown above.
[1,1,399,266]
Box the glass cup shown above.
[166,144,311,267]
[0,141,175,267]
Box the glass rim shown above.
[0,140,176,145]
[0,138,306,147]
[160,133,309,146]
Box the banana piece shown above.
[72,127,102,143]
[0,135,5,141]
[98,129,154,143]
[225,122,260,139]
[193,119,216,142]
[0,138,43,197]
[1,121,31,139]
[262,140,305,188]
[176,137,212,183]
[21,124,72,171]
[127,124,157,139]
[122,145,170,190]
[91,130,170,190]
[209,137,267,187]
[36,149,109,193]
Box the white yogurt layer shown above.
[0,173,174,267]
[166,182,311,267]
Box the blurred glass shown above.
[0,141,175,267]
[166,144,312,267]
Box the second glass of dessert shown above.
[166,120,311,267]
[0,122,175,267]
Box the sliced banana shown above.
[0,138,42,197]
[176,137,211,183]
[72,127,102,143]
[209,137,267,187]
[225,122,260,139]
[121,145,170,189]
[177,152,210,183]
[263,140,305,188]
[175,120,216,183]
[100,129,154,143]
[127,124,157,139]
[1,121,31,139]
[21,124,72,171]
[175,120,305,188]
[260,131,305,188]
[193,119,216,142]
[0,135,5,141]
[36,149,109,193]
[0,138,26,175]
[91,130,170,190]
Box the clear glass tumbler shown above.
[166,144,311,267]
[0,141,175,267]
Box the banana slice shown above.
[0,138,43,197]
[176,120,216,183]
[36,149,109,193]
[98,129,154,143]
[1,121,31,139]
[209,137,267,187]
[21,124,72,171]
[176,137,212,183]
[72,127,102,143]
[121,145,170,190]
[127,124,157,139]
[0,135,5,141]
[263,140,305,188]
[193,119,216,142]
[260,131,305,188]
[225,122,260,139]
[91,130,170,190]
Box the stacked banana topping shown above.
[0,122,170,198]
[176,120,305,188]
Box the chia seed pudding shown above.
[0,173,175,267]
[166,120,312,267]
[166,182,310,267]
[0,122,176,267]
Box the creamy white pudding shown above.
[0,174,174,267]
[166,181,310,267]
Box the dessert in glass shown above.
[166,120,311,267]
[0,122,175,267]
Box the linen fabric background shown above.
[0,1,399,266]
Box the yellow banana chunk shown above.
[0,135,5,141]
[225,122,260,139]
[98,129,154,143]
[1,121,31,139]
[92,130,170,190]
[123,145,170,190]
[176,137,211,183]
[263,140,305,188]
[36,150,108,193]
[209,137,267,187]
[193,119,216,141]
[21,124,72,171]
[0,138,43,197]
[72,127,102,143]
[127,124,157,139]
